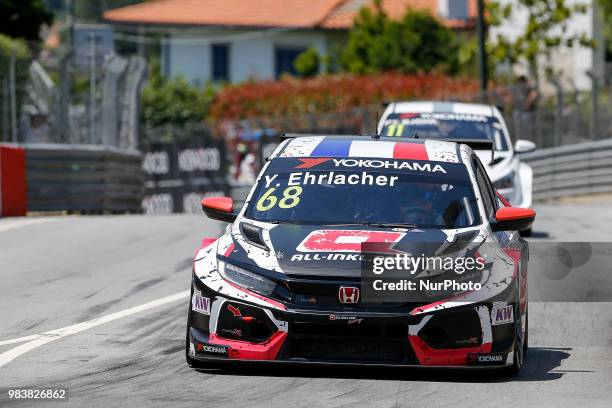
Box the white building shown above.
[490,0,608,92]
[104,0,478,85]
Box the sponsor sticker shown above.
[329,315,364,324]
[287,171,400,187]
[491,302,514,325]
[197,343,229,357]
[467,352,507,365]
[192,290,211,315]
[331,159,446,173]
[296,230,405,253]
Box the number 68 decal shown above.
[256,186,303,211]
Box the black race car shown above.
[186,134,535,375]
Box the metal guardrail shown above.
[522,139,612,200]
[25,144,144,212]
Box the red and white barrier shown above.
[0,145,27,217]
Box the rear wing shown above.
[281,133,367,140]
[429,138,493,151]
[281,133,495,161]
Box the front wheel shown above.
[502,300,525,377]
[185,286,207,368]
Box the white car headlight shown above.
[217,260,277,296]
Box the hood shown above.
[227,222,482,278]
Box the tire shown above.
[185,287,207,369]
[502,299,525,377]
[523,307,529,356]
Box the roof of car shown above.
[276,135,462,163]
[388,101,496,117]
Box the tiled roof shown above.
[104,0,477,29]
[103,0,343,28]
[322,0,477,29]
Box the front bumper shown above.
[187,274,519,368]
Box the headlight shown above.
[493,171,515,190]
[217,260,277,296]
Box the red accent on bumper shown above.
[224,243,235,257]
[201,237,218,249]
[409,335,492,366]
[209,331,287,360]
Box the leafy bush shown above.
[0,35,32,137]
[141,59,215,129]
[0,34,31,67]
[209,72,479,120]
[294,47,320,78]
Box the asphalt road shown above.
[0,203,611,407]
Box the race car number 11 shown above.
[256,186,302,211]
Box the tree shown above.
[294,47,321,78]
[0,35,32,138]
[340,0,402,74]
[340,0,459,75]
[74,0,147,22]
[396,10,459,74]
[0,0,53,42]
[488,0,593,84]
[141,59,215,132]
[597,0,612,59]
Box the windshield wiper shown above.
[365,222,419,229]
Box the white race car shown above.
[378,101,536,235]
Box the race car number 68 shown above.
[256,186,302,211]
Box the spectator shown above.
[516,75,539,112]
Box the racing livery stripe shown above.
[392,142,429,160]
[224,243,235,257]
[310,139,352,157]
[349,140,395,158]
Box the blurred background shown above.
[0,0,610,215]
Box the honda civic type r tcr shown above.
[185,135,535,375]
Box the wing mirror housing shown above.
[514,139,536,154]
[491,207,536,232]
[201,197,237,223]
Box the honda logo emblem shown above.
[338,286,360,304]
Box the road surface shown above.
[0,202,611,407]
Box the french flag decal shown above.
[393,142,429,160]
[311,139,352,157]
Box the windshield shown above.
[245,157,481,229]
[381,112,509,151]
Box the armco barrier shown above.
[522,139,612,200]
[24,144,144,212]
[0,145,27,216]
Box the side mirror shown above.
[514,139,536,154]
[201,197,237,223]
[491,207,536,232]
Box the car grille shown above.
[292,321,407,338]
[289,337,406,363]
